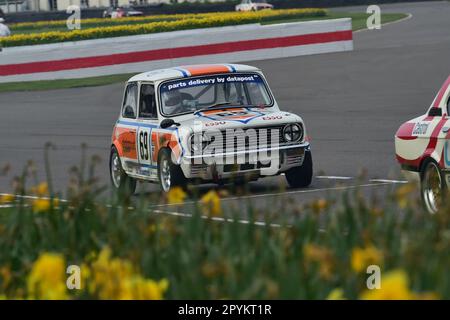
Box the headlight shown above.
[188,133,208,153]
[283,123,303,142]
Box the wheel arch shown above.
[419,154,441,178]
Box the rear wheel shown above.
[110,146,136,195]
[157,148,186,192]
[421,159,445,214]
[285,150,313,188]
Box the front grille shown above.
[201,126,287,154]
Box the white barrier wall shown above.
[0,18,353,83]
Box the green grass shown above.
[0,12,408,94]
[0,73,135,93]
[263,12,408,31]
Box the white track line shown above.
[153,209,285,228]
[215,182,394,202]
[354,13,413,33]
[148,176,404,208]
[369,179,408,184]
[0,179,405,228]
[316,175,353,180]
[0,193,68,202]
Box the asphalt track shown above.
[1,1,450,219]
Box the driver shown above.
[140,84,156,118]
[163,90,194,115]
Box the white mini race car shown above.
[110,64,312,193]
[395,75,450,213]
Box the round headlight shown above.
[283,123,303,142]
[188,133,204,153]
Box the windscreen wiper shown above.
[194,102,243,115]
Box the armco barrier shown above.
[0,18,353,83]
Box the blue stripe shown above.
[140,163,158,169]
[117,120,176,131]
[173,68,189,78]
[226,64,237,73]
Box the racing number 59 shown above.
[138,128,151,163]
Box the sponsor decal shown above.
[197,108,264,124]
[161,74,263,92]
[262,116,282,121]
[205,121,226,127]
[412,122,429,136]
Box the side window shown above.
[139,84,157,119]
[122,83,138,119]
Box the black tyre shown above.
[285,150,313,188]
[420,159,445,214]
[157,148,186,192]
[110,146,137,195]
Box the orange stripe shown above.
[182,64,230,76]
[202,108,246,115]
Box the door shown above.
[137,83,159,179]
[116,82,139,174]
[443,97,450,170]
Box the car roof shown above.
[127,64,261,83]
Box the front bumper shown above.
[180,142,310,180]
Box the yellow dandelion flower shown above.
[86,247,169,300]
[360,270,414,300]
[27,253,68,300]
[303,243,334,280]
[311,198,328,213]
[200,190,222,216]
[32,198,59,213]
[167,186,187,204]
[351,245,384,273]
[30,182,49,196]
[0,194,14,204]
[395,183,416,209]
[0,266,12,290]
[327,288,346,300]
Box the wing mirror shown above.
[160,118,180,129]
[124,105,135,118]
[428,108,442,117]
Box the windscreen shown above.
[159,73,272,116]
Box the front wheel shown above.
[110,146,136,195]
[157,148,186,192]
[285,150,313,188]
[421,160,445,214]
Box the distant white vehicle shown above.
[103,6,144,19]
[0,18,10,37]
[235,0,274,12]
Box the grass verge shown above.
[0,74,135,93]
[263,12,408,31]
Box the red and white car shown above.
[235,0,273,12]
[395,75,450,213]
[110,64,312,194]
